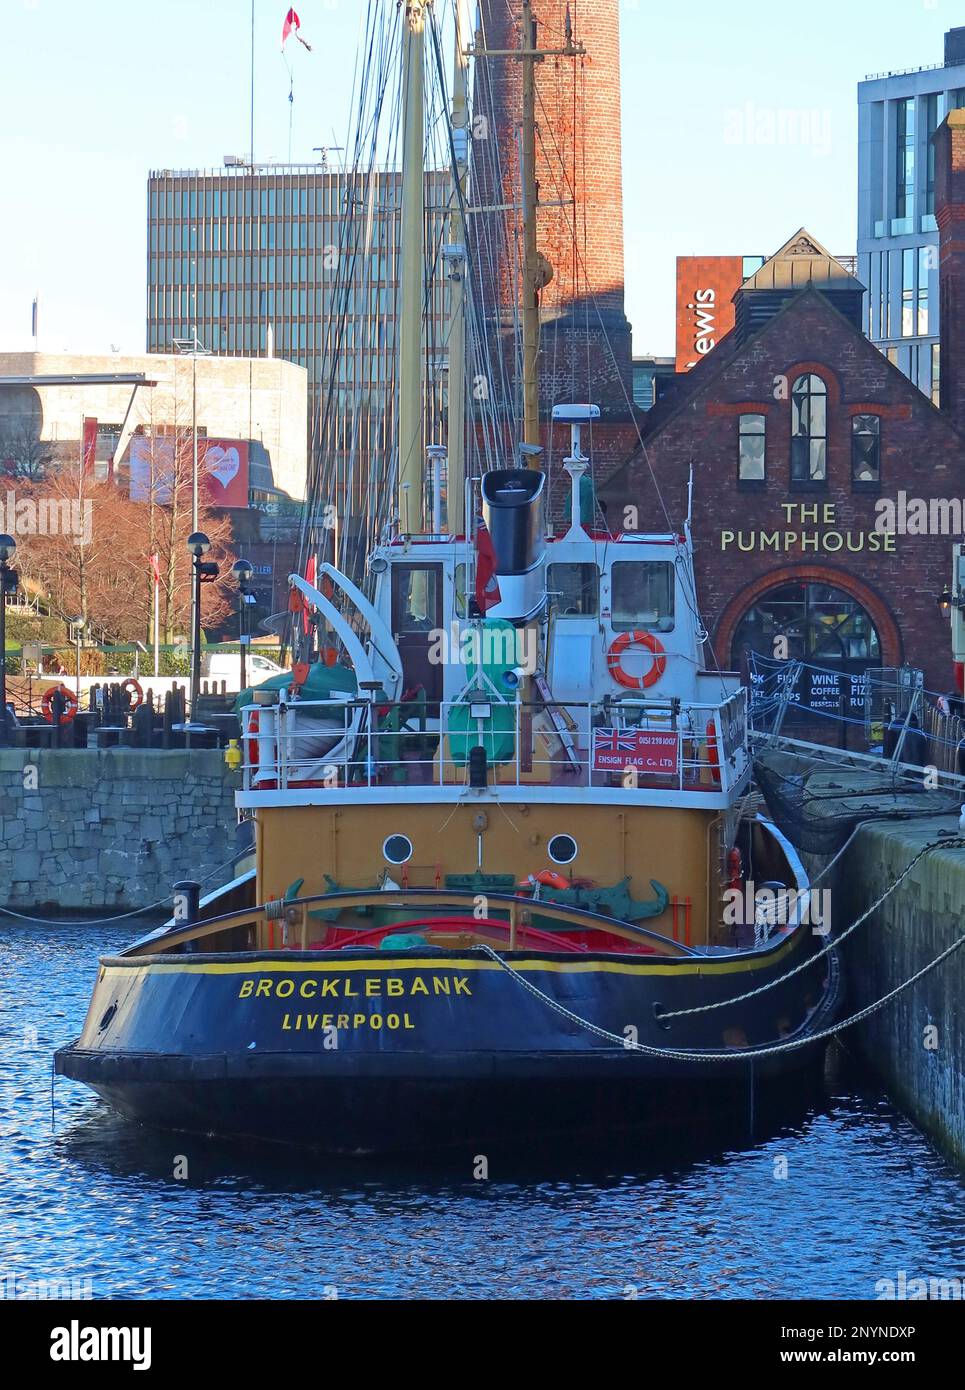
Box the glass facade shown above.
[856,53,965,401]
[145,165,451,433]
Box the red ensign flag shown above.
[281,8,312,50]
[474,521,502,613]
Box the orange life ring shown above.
[606,631,666,689]
[517,870,570,891]
[122,677,143,710]
[42,684,79,724]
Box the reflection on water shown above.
[1,921,963,1299]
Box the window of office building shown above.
[932,343,941,405]
[918,245,930,334]
[879,250,890,339]
[790,374,827,482]
[896,97,915,221]
[902,248,915,337]
[925,93,942,215]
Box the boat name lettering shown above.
[238,974,473,1000]
[282,1012,416,1032]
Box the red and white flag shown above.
[281,7,312,51]
[474,520,502,614]
[149,553,161,588]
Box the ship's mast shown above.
[473,5,584,458]
[446,0,471,535]
[398,0,429,532]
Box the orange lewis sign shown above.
[675,256,747,373]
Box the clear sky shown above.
[0,0,955,358]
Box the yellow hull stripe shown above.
[104,934,803,981]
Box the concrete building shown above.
[857,26,965,401]
[0,350,308,503]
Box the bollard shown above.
[172,880,201,925]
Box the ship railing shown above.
[239,689,749,796]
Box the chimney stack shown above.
[935,109,965,430]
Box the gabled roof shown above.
[739,228,864,295]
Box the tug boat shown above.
[55,423,839,1152]
[55,3,839,1153]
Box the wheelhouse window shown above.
[790,374,827,482]
[738,413,766,481]
[851,415,881,485]
[547,563,599,617]
[610,562,674,632]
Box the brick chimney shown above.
[935,109,965,430]
[472,0,633,420]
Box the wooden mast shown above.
[398,1,428,532]
[446,0,471,535]
[473,6,584,458]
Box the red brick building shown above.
[599,223,965,698]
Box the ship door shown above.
[391,563,443,709]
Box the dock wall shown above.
[825,819,965,1167]
[0,749,238,913]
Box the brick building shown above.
[599,217,965,699]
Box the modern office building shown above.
[857,26,965,401]
[146,163,451,432]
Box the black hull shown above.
[56,930,841,1154]
[60,1059,827,1156]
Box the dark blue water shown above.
[2,920,964,1300]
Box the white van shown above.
[204,652,284,689]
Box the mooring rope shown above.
[654,833,965,1021]
[473,925,964,1063]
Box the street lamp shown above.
[187,531,218,723]
[69,616,84,701]
[0,534,16,748]
[231,559,254,691]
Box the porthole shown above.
[547,834,578,865]
[382,834,413,865]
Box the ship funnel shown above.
[480,468,546,620]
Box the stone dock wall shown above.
[0,749,238,913]
[822,817,965,1167]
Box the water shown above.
[2,919,964,1300]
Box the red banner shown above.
[200,438,249,509]
[82,417,98,475]
[592,728,679,775]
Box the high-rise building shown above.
[146,162,451,433]
[857,26,965,402]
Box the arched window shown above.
[790,374,828,482]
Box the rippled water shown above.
[1,919,964,1300]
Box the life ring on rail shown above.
[706,718,721,784]
[606,631,666,689]
[122,677,143,710]
[42,684,78,724]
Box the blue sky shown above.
[0,0,955,357]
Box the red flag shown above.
[303,556,317,636]
[281,7,312,50]
[82,417,97,476]
[149,553,160,588]
[474,520,502,613]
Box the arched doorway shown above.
[718,569,901,733]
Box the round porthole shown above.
[383,834,413,865]
[547,834,578,865]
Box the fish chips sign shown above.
[592,728,679,776]
[130,437,249,508]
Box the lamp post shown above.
[231,559,254,691]
[0,534,16,748]
[187,531,217,723]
